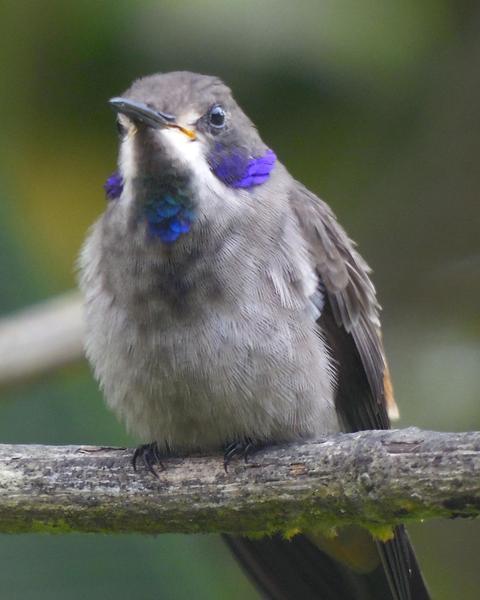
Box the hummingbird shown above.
[79,71,430,600]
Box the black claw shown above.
[223,438,257,472]
[243,441,255,463]
[132,442,164,478]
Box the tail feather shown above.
[224,528,430,600]
[378,527,430,600]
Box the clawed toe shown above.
[223,438,258,472]
[132,442,164,478]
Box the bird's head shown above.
[106,72,277,243]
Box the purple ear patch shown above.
[210,147,276,189]
[234,149,276,188]
[104,172,124,200]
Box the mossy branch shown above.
[1,428,479,536]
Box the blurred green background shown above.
[0,1,479,598]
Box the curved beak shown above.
[109,97,196,139]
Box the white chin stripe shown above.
[119,135,138,180]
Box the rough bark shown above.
[1,428,479,537]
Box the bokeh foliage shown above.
[0,1,478,598]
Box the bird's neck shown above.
[106,144,276,246]
[131,174,196,245]
[143,190,195,244]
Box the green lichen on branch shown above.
[0,428,479,536]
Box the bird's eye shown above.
[116,119,127,138]
[208,105,226,128]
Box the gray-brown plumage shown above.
[79,71,429,599]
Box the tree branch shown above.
[1,428,479,536]
[0,292,84,388]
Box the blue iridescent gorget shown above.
[103,146,276,244]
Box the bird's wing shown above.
[289,182,394,430]
[287,182,428,600]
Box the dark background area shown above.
[0,1,478,598]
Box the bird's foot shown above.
[132,442,164,478]
[223,438,259,472]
